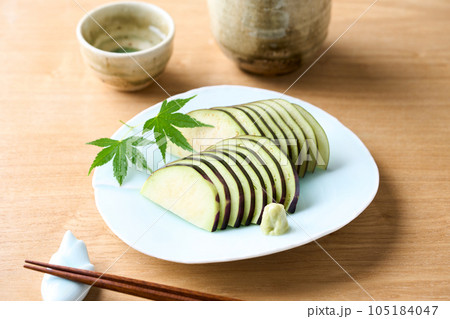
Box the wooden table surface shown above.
[1,0,449,301]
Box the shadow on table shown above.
[84,287,102,301]
[132,42,411,100]
[137,165,399,301]
[84,42,406,300]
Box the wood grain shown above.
[0,0,449,300]
[24,260,240,301]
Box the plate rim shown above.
[92,85,380,264]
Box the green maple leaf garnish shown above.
[87,96,212,186]
[87,136,154,185]
[143,95,213,162]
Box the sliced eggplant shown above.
[167,158,231,230]
[168,109,245,158]
[293,103,330,169]
[141,165,220,232]
[238,136,299,213]
[271,99,318,173]
[227,106,266,136]
[210,143,274,201]
[210,135,299,213]
[186,153,244,227]
[210,136,284,205]
[233,105,290,158]
[208,145,272,224]
[212,107,260,136]
[201,151,255,226]
[251,101,298,166]
[261,100,308,178]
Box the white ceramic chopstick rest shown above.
[41,230,95,301]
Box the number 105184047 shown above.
[368,305,439,316]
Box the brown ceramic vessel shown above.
[208,0,331,75]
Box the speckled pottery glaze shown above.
[207,0,331,75]
[77,2,174,91]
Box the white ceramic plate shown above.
[93,85,379,264]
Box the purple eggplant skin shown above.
[212,193,220,231]
[238,137,287,206]
[204,149,256,226]
[237,145,277,202]
[208,142,277,213]
[230,106,265,136]
[254,159,299,224]
[237,136,299,217]
[192,153,245,228]
[169,164,219,232]
[286,161,300,214]
[168,160,231,230]
[207,144,271,225]
[232,149,268,223]
[243,103,295,163]
[213,108,249,135]
[225,148,268,224]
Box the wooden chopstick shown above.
[24,260,240,301]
